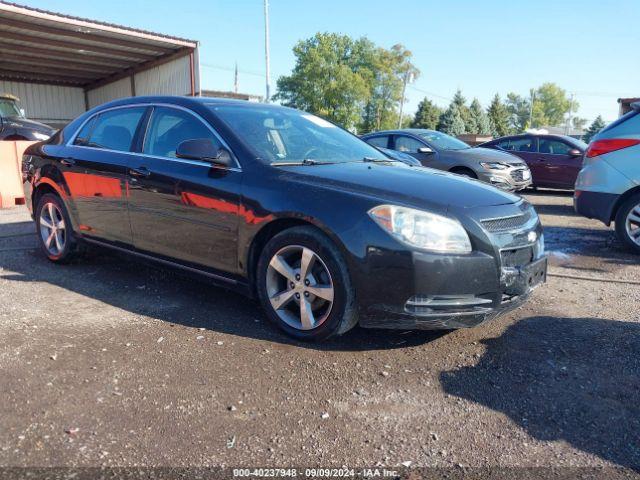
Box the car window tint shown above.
[366,136,389,148]
[539,139,571,155]
[395,136,423,153]
[144,107,221,158]
[84,108,145,152]
[502,137,536,152]
[73,116,97,146]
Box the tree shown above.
[533,83,576,127]
[572,117,588,130]
[487,94,510,137]
[411,97,442,130]
[583,115,607,144]
[452,89,473,132]
[468,98,492,135]
[274,33,372,130]
[505,92,530,133]
[438,104,466,136]
[360,44,419,132]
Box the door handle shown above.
[129,167,151,177]
[60,158,76,166]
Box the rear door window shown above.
[499,137,537,152]
[79,107,146,152]
[365,135,390,148]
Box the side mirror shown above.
[176,139,232,167]
[19,108,26,117]
[418,146,434,154]
[568,148,582,157]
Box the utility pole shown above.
[565,93,575,135]
[264,0,271,103]
[234,62,239,94]
[397,70,415,129]
[528,88,535,129]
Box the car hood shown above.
[445,147,524,165]
[3,116,55,134]
[281,161,519,211]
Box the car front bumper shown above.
[478,167,532,191]
[358,251,547,331]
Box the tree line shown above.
[275,32,606,140]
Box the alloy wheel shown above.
[265,245,334,331]
[39,202,66,256]
[625,203,640,247]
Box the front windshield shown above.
[568,137,588,150]
[417,131,470,151]
[0,99,22,118]
[209,105,388,164]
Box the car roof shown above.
[93,95,286,111]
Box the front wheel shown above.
[615,193,640,254]
[256,226,358,341]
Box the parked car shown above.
[361,129,532,191]
[22,96,546,341]
[0,94,55,141]
[376,146,421,166]
[480,134,587,190]
[574,102,640,254]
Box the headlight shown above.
[480,162,509,170]
[368,205,472,253]
[32,132,51,141]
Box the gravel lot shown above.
[0,191,638,473]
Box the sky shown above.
[24,0,640,124]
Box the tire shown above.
[256,226,358,341]
[614,193,640,254]
[450,167,477,179]
[35,193,83,263]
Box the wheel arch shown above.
[449,166,478,178]
[246,215,350,294]
[611,185,640,223]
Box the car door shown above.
[537,137,582,189]
[392,135,437,166]
[127,105,242,274]
[62,106,147,246]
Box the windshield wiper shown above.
[271,158,335,166]
[362,156,393,163]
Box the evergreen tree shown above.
[487,94,510,137]
[468,98,492,135]
[583,115,607,144]
[438,104,466,136]
[452,89,473,132]
[411,97,443,130]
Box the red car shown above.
[480,134,587,190]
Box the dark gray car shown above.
[362,129,532,191]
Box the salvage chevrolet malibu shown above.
[22,96,547,341]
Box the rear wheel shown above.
[35,193,82,263]
[615,193,640,254]
[256,226,357,341]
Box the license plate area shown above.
[502,256,547,296]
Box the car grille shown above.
[501,246,534,268]
[481,210,533,232]
[511,169,526,182]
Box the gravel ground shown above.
[0,191,638,473]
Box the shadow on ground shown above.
[0,247,444,352]
[440,316,640,470]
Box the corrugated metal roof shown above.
[0,1,197,88]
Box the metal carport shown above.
[0,1,200,129]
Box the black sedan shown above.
[22,96,546,341]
